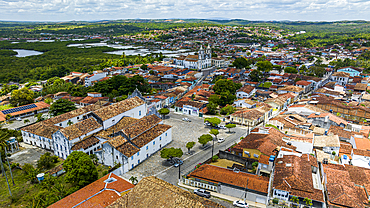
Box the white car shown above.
[218,125,226,129]
[15,117,22,121]
[218,138,225,143]
[233,200,249,208]
[182,118,191,122]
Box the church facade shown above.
[174,45,229,70]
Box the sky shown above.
[1,0,370,22]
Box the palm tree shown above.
[129,176,138,185]
[290,196,299,207]
[303,198,312,207]
[24,119,30,125]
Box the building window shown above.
[132,164,134,169]
[139,111,141,116]
[137,152,139,156]
[138,159,140,163]
[153,141,155,145]
[160,137,162,141]
[165,133,167,136]
[131,156,133,160]
[146,146,148,150]
[77,117,79,119]
[112,119,115,123]
[116,156,118,160]
[60,124,62,126]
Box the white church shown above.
[174,45,229,70]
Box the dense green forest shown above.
[0,39,164,83]
[0,21,215,38]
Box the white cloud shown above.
[0,0,370,21]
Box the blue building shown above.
[337,66,363,77]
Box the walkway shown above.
[178,182,267,208]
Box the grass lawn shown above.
[0,162,110,207]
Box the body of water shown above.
[13,49,43,57]
[67,42,193,57]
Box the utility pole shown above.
[0,152,12,196]
[211,138,215,159]
[244,179,249,201]
[178,163,181,180]
[4,149,15,185]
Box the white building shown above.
[21,96,172,174]
[84,71,108,87]
[174,45,228,70]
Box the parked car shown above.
[233,200,249,207]
[204,122,211,126]
[182,118,191,122]
[173,158,183,167]
[218,138,225,143]
[15,117,22,121]
[194,189,211,198]
[218,125,226,129]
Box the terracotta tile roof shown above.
[44,104,105,125]
[273,154,324,202]
[96,117,138,139]
[355,83,367,91]
[80,96,109,105]
[237,85,255,94]
[131,124,171,148]
[231,109,264,120]
[60,117,102,140]
[353,149,370,157]
[71,135,100,150]
[323,164,368,208]
[296,80,312,86]
[107,135,128,148]
[313,135,340,147]
[48,173,134,208]
[107,176,224,208]
[93,97,145,121]
[232,128,296,156]
[116,141,140,157]
[354,137,370,150]
[175,100,205,109]
[122,114,162,139]
[329,125,366,140]
[307,113,347,125]
[332,72,350,77]
[277,85,304,93]
[188,164,269,193]
[339,141,353,159]
[21,121,62,139]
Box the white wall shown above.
[102,104,146,129]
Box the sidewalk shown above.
[178,182,267,208]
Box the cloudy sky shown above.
[1,0,370,21]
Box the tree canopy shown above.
[9,87,34,106]
[63,151,98,188]
[204,117,221,127]
[160,147,183,160]
[232,57,253,69]
[50,99,77,116]
[198,134,213,147]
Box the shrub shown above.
[273,198,279,204]
[212,155,219,162]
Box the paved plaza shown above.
[121,112,244,181]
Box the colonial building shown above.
[21,96,172,174]
[174,45,229,70]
